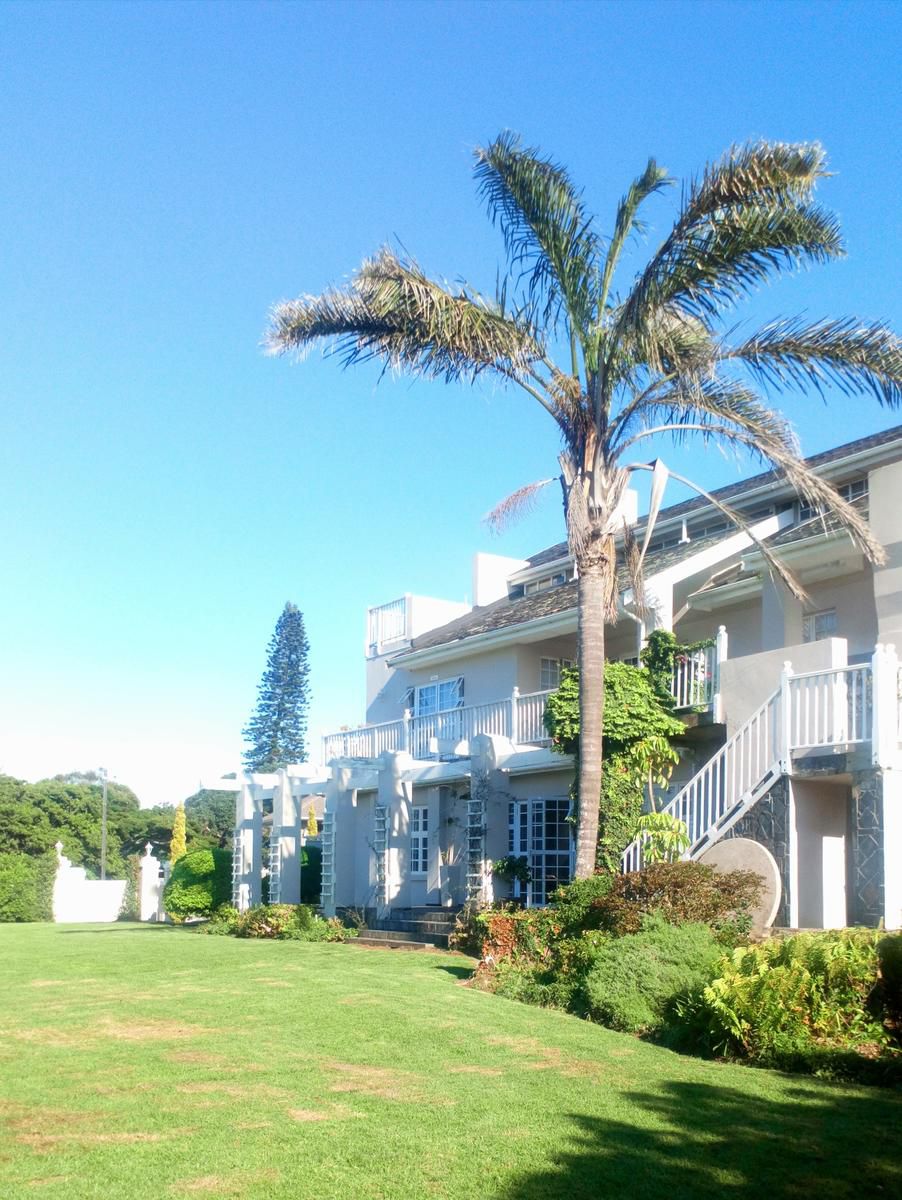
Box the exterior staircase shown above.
[352,906,461,951]
[622,658,882,872]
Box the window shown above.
[803,609,838,643]
[508,798,572,906]
[410,806,429,875]
[523,571,568,596]
[404,677,464,715]
[540,657,574,690]
[799,478,868,523]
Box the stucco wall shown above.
[868,459,902,648]
[718,637,848,736]
[805,569,877,659]
[675,598,761,661]
[792,777,849,928]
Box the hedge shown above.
[0,852,57,922]
[163,848,232,920]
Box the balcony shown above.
[322,688,555,763]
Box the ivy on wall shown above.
[544,661,685,872]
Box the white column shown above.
[234,780,262,912]
[779,661,794,773]
[712,625,728,723]
[272,770,302,904]
[871,643,899,769]
[510,686,520,744]
[139,843,163,921]
[882,771,902,930]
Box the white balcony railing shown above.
[623,645,901,875]
[324,626,729,764]
[323,687,556,762]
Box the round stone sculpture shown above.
[698,837,781,933]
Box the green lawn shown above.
[0,925,899,1199]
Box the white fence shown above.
[52,843,127,923]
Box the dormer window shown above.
[798,478,868,523]
[523,571,568,596]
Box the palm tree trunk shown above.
[574,549,610,877]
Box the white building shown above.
[230,425,902,934]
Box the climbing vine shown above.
[640,629,715,711]
[544,662,685,872]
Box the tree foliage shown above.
[169,804,187,863]
[243,603,311,772]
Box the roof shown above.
[407,528,730,653]
[523,424,902,570]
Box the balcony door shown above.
[508,798,573,907]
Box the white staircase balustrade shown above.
[622,658,881,873]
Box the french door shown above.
[508,798,573,906]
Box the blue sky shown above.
[2,0,900,805]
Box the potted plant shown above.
[489,855,532,902]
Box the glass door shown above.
[508,798,573,906]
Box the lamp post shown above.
[99,767,108,881]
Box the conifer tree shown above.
[243,603,311,772]
[170,803,187,863]
[306,804,318,839]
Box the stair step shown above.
[352,936,433,951]
[359,926,451,948]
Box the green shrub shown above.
[675,929,901,1081]
[0,852,56,922]
[549,873,615,933]
[118,854,140,921]
[592,861,762,937]
[876,933,902,1026]
[233,903,356,942]
[163,848,232,921]
[583,914,724,1033]
[198,904,240,935]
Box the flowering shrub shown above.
[592,861,762,937]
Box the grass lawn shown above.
[0,925,900,1200]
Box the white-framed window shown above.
[404,677,464,715]
[410,806,429,875]
[799,478,868,523]
[540,657,574,690]
[803,608,838,643]
[523,571,568,596]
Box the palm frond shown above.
[620,376,885,565]
[474,132,600,337]
[483,478,555,533]
[623,200,843,338]
[265,249,543,387]
[598,158,671,314]
[684,141,829,217]
[726,316,902,407]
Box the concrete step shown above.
[390,906,461,923]
[359,926,450,949]
[352,935,433,951]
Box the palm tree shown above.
[266,135,902,878]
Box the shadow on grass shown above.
[494,1078,902,1200]
[57,923,197,934]
[432,963,475,980]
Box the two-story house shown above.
[230,425,902,935]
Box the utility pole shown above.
[99,767,108,881]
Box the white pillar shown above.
[871,643,899,769]
[712,625,728,723]
[779,661,794,773]
[882,771,902,930]
[234,779,262,912]
[139,843,163,921]
[272,770,302,904]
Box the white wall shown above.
[718,637,848,736]
[869,459,902,648]
[52,847,126,923]
[792,778,849,929]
